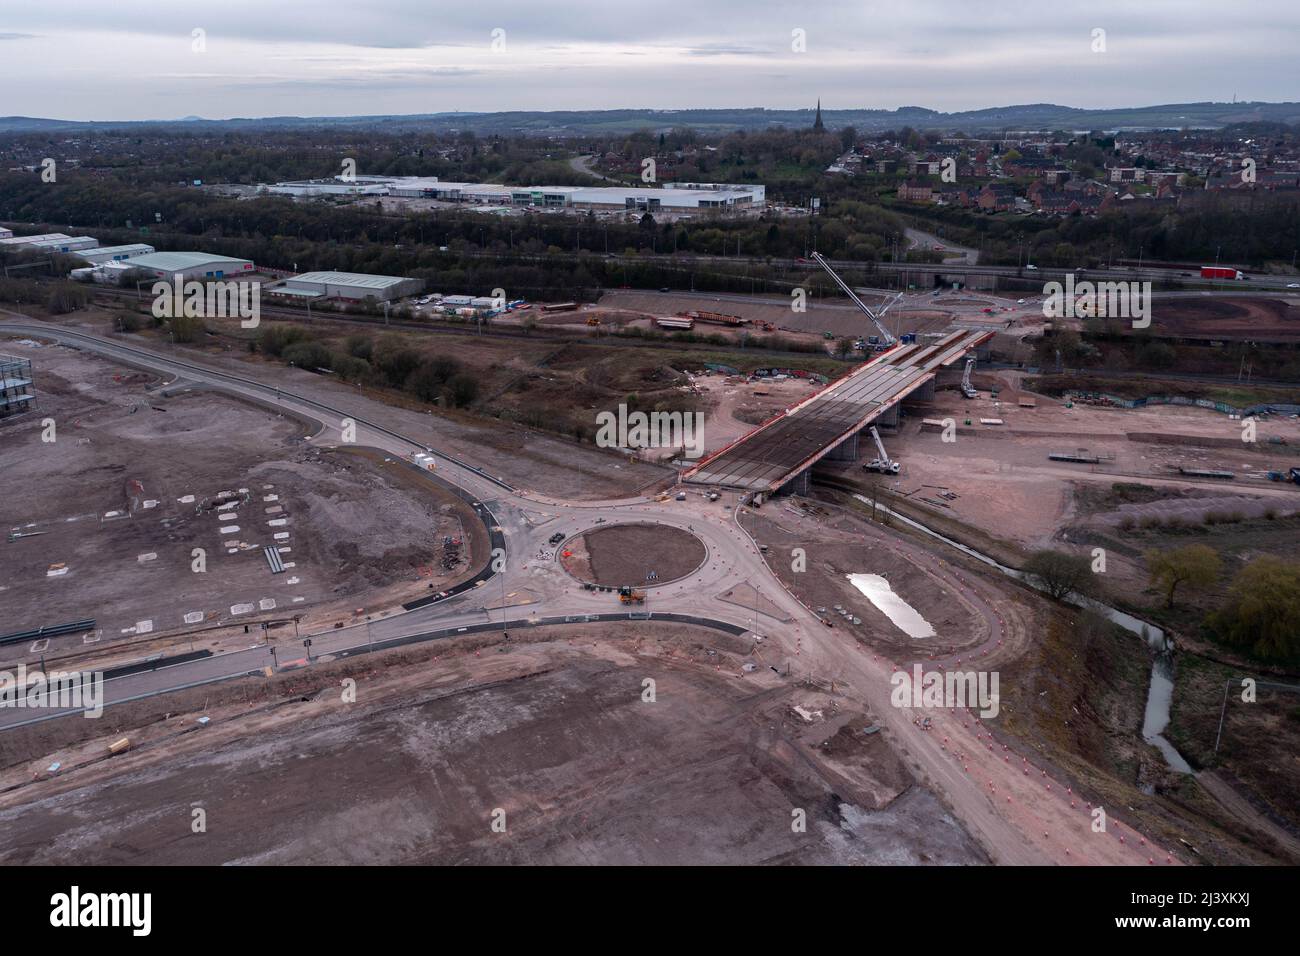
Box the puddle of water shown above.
[846,573,936,639]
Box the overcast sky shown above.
[3,1,1297,121]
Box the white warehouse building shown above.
[28,236,99,253]
[102,251,256,281]
[261,175,766,217]
[273,270,422,302]
[0,232,72,248]
[75,243,156,265]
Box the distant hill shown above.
[3,101,1299,135]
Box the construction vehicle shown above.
[960,357,978,399]
[864,426,900,474]
[1266,468,1300,484]
[585,316,601,326]
[811,253,902,349]
[618,586,645,605]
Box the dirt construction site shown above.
[0,337,484,662]
[0,622,986,865]
[837,365,1300,552]
[2,302,1298,870]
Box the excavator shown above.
[863,426,900,474]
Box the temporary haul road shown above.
[0,318,1171,866]
[686,328,992,491]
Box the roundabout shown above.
[558,521,708,588]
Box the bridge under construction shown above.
[684,327,993,493]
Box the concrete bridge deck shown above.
[684,328,994,492]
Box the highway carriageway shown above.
[684,328,994,492]
[0,613,748,731]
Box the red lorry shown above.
[1201,266,1245,280]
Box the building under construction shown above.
[0,353,35,419]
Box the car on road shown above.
[1288,283,1300,289]
[658,287,671,293]
[1025,264,1038,271]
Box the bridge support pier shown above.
[777,469,811,497]
[826,432,860,462]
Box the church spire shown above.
[813,98,824,131]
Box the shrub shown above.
[281,341,334,370]
[256,324,313,357]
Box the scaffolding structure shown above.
[0,353,35,420]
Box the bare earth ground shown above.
[24,310,672,500]
[1128,296,1300,341]
[0,338,480,659]
[0,623,987,865]
[874,375,1300,551]
[693,371,822,453]
[597,290,960,339]
[742,500,1290,864]
[745,502,990,662]
[561,523,706,587]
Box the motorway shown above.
[0,318,1178,865]
[446,246,1300,291]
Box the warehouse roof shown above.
[122,251,252,271]
[80,243,154,256]
[288,271,409,289]
[0,233,71,245]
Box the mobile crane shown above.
[960,357,978,399]
[864,426,900,474]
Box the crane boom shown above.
[960,357,977,398]
[869,426,888,461]
[865,426,900,474]
[810,253,898,346]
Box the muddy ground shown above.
[0,338,480,659]
[741,502,990,661]
[0,623,987,865]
